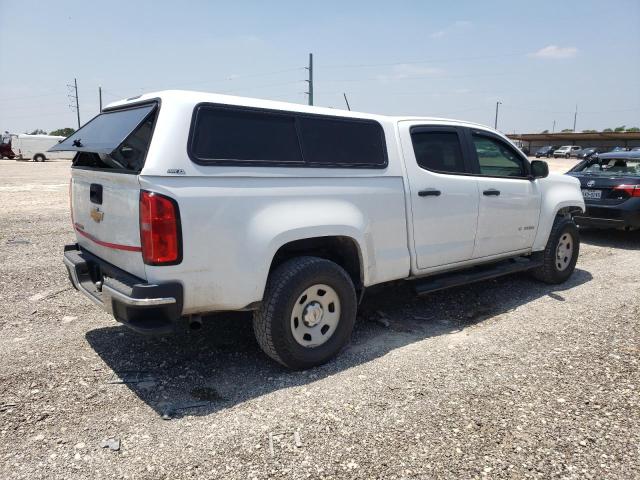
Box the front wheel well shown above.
[269,236,363,291]
[557,206,583,218]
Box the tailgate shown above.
[53,101,159,280]
[71,169,146,279]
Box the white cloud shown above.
[530,45,578,59]
[429,30,446,39]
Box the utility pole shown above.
[494,101,501,130]
[552,119,556,133]
[99,86,103,112]
[305,53,314,106]
[343,93,351,111]
[67,78,80,128]
[573,104,578,132]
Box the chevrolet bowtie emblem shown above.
[90,207,104,223]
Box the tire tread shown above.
[254,256,355,368]
[532,216,579,284]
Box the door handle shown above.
[418,189,441,197]
[89,183,103,204]
[483,189,500,196]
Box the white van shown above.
[12,134,74,161]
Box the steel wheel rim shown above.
[555,232,574,271]
[290,283,340,348]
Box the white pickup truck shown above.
[55,91,585,369]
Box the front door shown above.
[399,123,479,270]
[466,130,542,258]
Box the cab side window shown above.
[411,130,466,174]
[472,134,527,177]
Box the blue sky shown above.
[1,0,638,134]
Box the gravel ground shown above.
[1,160,638,479]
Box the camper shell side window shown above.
[188,103,388,169]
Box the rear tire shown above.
[33,154,45,162]
[531,216,579,284]
[253,256,357,370]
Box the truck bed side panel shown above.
[139,175,409,314]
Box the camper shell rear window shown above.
[51,101,158,173]
[188,103,388,168]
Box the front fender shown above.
[532,173,585,251]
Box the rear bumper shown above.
[574,201,640,229]
[63,244,183,334]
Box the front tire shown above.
[532,216,580,284]
[253,256,357,370]
[33,154,45,162]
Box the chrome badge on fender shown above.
[90,207,104,223]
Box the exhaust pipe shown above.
[189,315,203,331]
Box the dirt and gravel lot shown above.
[1,159,638,479]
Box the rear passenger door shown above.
[399,123,479,270]
[465,129,541,258]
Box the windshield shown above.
[578,158,640,177]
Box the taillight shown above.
[139,191,181,265]
[613,184,640,197]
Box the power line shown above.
[219,80,305,96]
[317,70,522,84]
[317,52,528,70]
[130,66,305,94]
[0,110,75,120]
[502,104,640,115]
[0,92,64,103]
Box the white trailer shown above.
[12,134,74,161]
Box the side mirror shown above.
[530,160,549,179]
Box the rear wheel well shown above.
[269,236,363,291]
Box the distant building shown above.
[507,131,640,153]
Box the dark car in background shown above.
[567,150,640,230]
[535,145,557,158]
[575,147,601,160]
